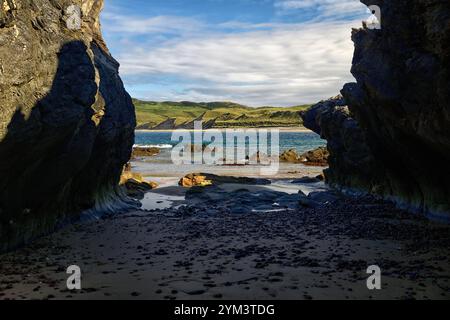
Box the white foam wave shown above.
[133,144,173,149]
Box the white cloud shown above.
[101,2,369,106]
[102,12,205,34]
[275,0,322,9]
[275,0,366,18]
[113,19,361,106]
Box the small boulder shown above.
[120,168,158,199]
[280,149,301,163]
[179,173,213,187]
[280,147,329,166]
[179,173,271,188]
[299,147,329,166]
[131,146,160,158]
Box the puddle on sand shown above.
[139,178,329,212]
[140,192,185,210]
[268,180,329,195]
[139,177,186,211]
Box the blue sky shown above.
[101,0,370,106]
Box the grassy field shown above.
[133,99,311,129]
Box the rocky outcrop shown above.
[131,146,160,158]
[279,149,302,163]
[179,173,271,188]
[179,174,213,188]
[304,0,450,221]
[299,147,329,166]
[301,96,383,192]
[280,147,329,166]
[120,166,158,199]
[0,0,136,251]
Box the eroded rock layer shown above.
[302,96,382,193]
[0,0,136,251]
[304,0,450,220]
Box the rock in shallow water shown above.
[131,147,160,158]
[0,0,136,251]
[279,149,302,163]
[179,173,271,188]
[280,148,329,166]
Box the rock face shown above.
[302,96,382,193]
[0,0,136,251]
[304,0,450,220]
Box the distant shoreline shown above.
[135,127,314,133]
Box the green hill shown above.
[133,99,310,130]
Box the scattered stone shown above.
[179,173,270,188]
[120,169,158,199]
[299,147,329,166]
[280,149,302,163]
[179,174,213,188]
[292,177,321,184]
[280,147,329,166]
[131,146,160,158]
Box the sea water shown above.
[134,130,325,154]
[134,130,327,210]
[132,130,326,180]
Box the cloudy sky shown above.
[101,0,369,106]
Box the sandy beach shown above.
[1,174,449,300]
[2,0,449,305]
[1,139,449,301]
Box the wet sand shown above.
[132,154,325,180]
[0,180,449,300]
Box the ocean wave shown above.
[133,144,173,149]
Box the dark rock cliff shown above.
[303,0,450,221]
[302,96,385,194]
[0,0,136,251]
